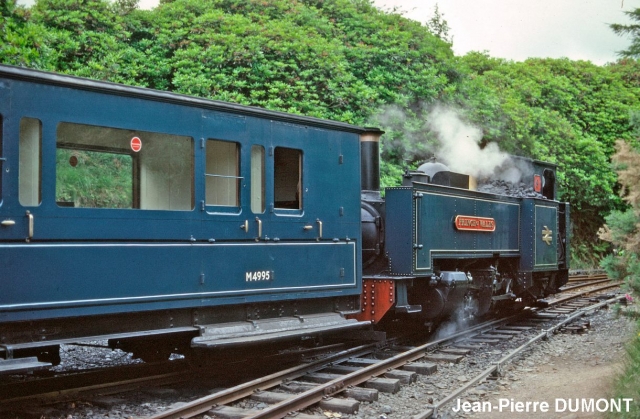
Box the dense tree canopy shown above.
[2,0,640,265]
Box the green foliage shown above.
[0,0,57,69]
[425,4,451,44]
[56,149,133,208]
[599,209,638,282]
[48,0,454,123]
[598,141,640,293]
[380,159,404,189]
[607,319,640,419]
[458,56,640,264]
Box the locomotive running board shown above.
[0,357,51,375]
[191,313,371,349]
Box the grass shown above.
[608,315,640,419]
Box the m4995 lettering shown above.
[246,271,272,282]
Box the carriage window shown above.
[56,149,133,208]
[205,139,240,207]
[251,145,265,213]
[274,147,302,210]
[0,115,3,198]
[19,118,42,206]
[56,122,193,210]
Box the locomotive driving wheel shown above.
[463,289,492,318]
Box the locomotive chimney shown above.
[360,129,384,191]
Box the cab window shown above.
[274,147,301,210]
[0,115,3,198]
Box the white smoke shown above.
[427,106,538,185]
[431,306,470,341]
[428,107,508,179]
[371,103,534,184]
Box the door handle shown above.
[303,219,323,241]
[316,219,323,241]
[26,211,34,241]
[255,217,262,241]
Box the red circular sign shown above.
[130,137,142,152]
[533,175,542,192]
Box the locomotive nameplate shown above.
[454,215,496,232]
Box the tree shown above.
[599,140,640,291]
[29,0,145,83]
[425,4,451,44]
[0,0,57,69]
[610,7,640,58]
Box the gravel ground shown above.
[53,341,144,372]
[311,300,636,419]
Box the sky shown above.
[16,0,640,65]
[371,0,640,65]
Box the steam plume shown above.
[428,107,510,180]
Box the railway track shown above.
[0,277,623,418]
[146,281,624,419]
[414,291,624,418]
[566,272,608,283]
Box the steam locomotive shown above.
[356,153,570,329]
[0,65,569,373]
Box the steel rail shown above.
[0,360,191,404]
[247,283,622,419]
[147,343,380,419]
[412,294,626,419]
[567,273,608,282]
[549,281,621,305]
[560,278,611,291]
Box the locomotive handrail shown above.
[316,219,323,241]
[255,217,262,240]
[26,211,34,241]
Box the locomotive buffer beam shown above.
[191,313,370,349]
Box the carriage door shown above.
[2,117,43,241]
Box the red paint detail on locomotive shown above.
[454,215,496,232]
[534,174,542,192]
[349,278,395,324]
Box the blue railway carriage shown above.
[0,65,374,372]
